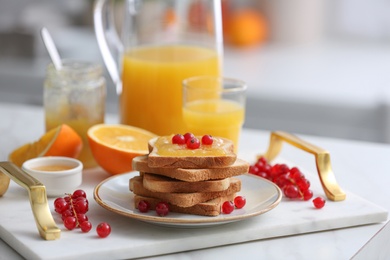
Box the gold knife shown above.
[0,162,61,240]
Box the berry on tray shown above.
[96,222,111,238]
[313,197,326,209]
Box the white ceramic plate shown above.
[94,172,282,228]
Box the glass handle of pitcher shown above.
[94,0,123,95]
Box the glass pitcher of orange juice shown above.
[94,0,223,135]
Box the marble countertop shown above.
[0,102,389,259]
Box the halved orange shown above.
[87,124,157,175]
[8,124,83,167]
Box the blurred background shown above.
[1,0,390,143]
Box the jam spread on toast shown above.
[155,136,229,156]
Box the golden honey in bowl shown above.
[22,157,83,197]
[31,165,75,172]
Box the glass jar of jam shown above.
[44,60,106,168]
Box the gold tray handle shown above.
[0,162,61,240]
[0,171,10,197]
[262,131,346,202]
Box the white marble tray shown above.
[0,159,388,260]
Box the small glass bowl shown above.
[22,156,83,197]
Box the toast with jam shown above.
[147,135,237,168]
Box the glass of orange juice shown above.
[94,0,223,136]
[182,76,247,152]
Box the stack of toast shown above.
[129,136,250,216]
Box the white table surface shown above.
[0,102,389,259]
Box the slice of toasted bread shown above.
[142,173,231,193]
[132,155,249,182]
[129,176,241,207]
[134,193,236,216]
[147,136,237,168]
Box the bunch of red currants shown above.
[54,189,111,237]
[249,157,325,209]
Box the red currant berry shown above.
[255,160,265,169]
[274,174,291,189]
[303,189,314,201]
[186,137,200,149]
[138,200,150,213]
[289,166,300,174]
[234,196,246,209]
[73,197,89,214]
[278,164,290,175]
[64,216,77,230]
[270,164,282,179]
[249,165,260,175]
[222,201,235,214]
[183,132,195,142]
[313,197,326,209]
[76,213,88,224]
[262,164,272,174]
[258,156,268,165]
[96,222,111,238]
[156,202,169,217]
[80,221,92,233]
[297,178,310,192]
[61,209,74,221]
[283,184,299,199]
[290,168,304,181]
[172,134,185,145]
[54,197,64,205]
[64,196,71,203]
[201,135,213,145]
[72,189,87,199]
[54,198,69,214]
